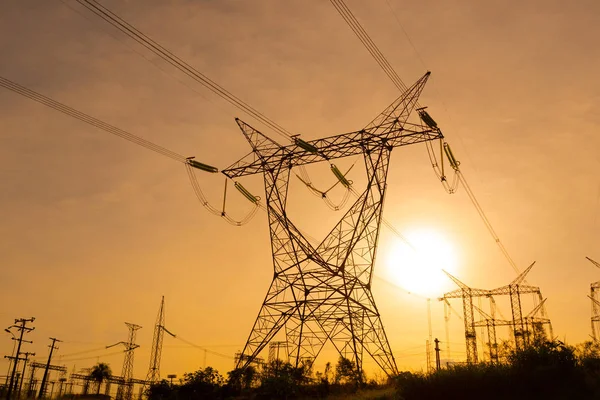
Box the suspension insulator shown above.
[418,109,438,129]
[330,164,352,188]
[443,143,460,170]
[186,158,219,173]
[294,138,319,154]
[234,182,261,204]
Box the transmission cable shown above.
[174,336,234,360]
[75,0,294,142]
[67,1,422,245]
[0,76,186,163]
[329,0,408,92]
[0,75,260,226]
[331,0,522,275]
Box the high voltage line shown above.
[330,0,521,275]
[0,77,186,163]
[75,0,294,142]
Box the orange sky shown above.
[1,0,600,382]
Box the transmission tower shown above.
[110,322,141,400]
[587,257,600,341]
[222,72,441,377]
[145,297,175,387]
[472,300,512,363]
[522,298,552,343]
[440,271,490,364]
[487,262,552,349]
[268,341,289,364]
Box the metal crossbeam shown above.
[222,72,440,377]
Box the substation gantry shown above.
[27,362,66,398]
[487,262,553,349]
[222,72,443,377]
[587,257,600,341]
[441,263,553,364]
[439,271,491,364]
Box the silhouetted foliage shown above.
[254,360,312,399]
[395,339,600,400]
[145,379,172,400]
[179,367,224,400]
[335,356,364,384]
[89,362,111,395]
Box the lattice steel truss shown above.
[115,322,141,400]
[145,297,173,387]
[222,72,442,377]
[587,257,600,341]
[440,271,490,364]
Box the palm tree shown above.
[89,362,112,395]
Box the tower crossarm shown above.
[439,288,490,300]
[222,125,441,178]
[525,298,547,318]
[586,257,600,269]
[511,261,536,285]
[473,319,512,327]
[489,285,540,296]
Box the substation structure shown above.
[222,72,442,377]
[440,262,553,364]
[587,257,600,341]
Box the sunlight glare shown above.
[384,229,458,298]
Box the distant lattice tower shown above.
[145,297,169,386]
[115,322,141,400]
[268,341,289,364]
[440,271,491,364]
[587,257,600,341]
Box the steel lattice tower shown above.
[115,322,141,400]
[487,262,553,349]
[587,257,600,341]
[222,72,442,377]
[145,297,173,386]
[440,271,490,364]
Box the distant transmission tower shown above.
[587,257,600,341]
[488,262,552,349]
[223,72,442,377]
[145,297,175,387]
[110,322,141,400]
[440,271,490,364]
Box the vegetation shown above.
[145,339,600,399]
[89,362,112,395]
[395,339,600,400]
[146,356,387,400]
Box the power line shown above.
[331,0,522,275]
[75,0,294,142]
[0,76,186,163]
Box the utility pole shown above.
[434,338,441,371]
[6,317,35,400]
[17,352,35,398]
[38,337,61,399]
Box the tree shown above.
[178,367,224,400]
[335,356,361,384]
[89,362,112,395]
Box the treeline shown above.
[146,357,381,400]
[395,340,600,400]
[145,339,600,399]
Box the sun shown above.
[384,229,458,298]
